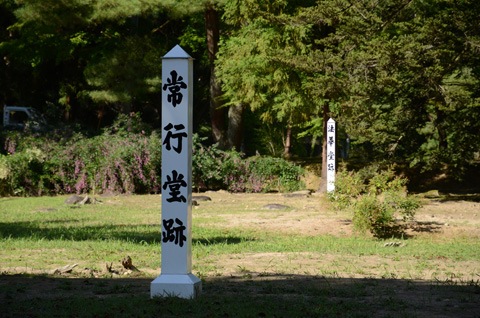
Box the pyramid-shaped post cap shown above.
[163,45,192,59]
[327,118,335,123]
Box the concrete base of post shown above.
[151,274,202,299]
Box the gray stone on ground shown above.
[49,263,78,275]
[65,195,101,205]
[263,204,290,210]
[193,195,212,201]
[65,195,85,205]
[283,190,311,198]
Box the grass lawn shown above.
[1,192,479,317]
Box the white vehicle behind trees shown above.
[2,105,46,130]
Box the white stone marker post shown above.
[326,118,336,194]
[151,45,201,299]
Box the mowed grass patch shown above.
[1,194,480,275]
[1,193,480,317]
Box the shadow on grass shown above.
[409,221,443,233]
[0,221,255,245]
[360,220,444,240]
[436,194,480,203]
[1,273,479,318]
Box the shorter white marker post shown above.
[151,45,201,299]
[326,118,336,194]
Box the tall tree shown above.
[217,0,480,184]
[204,2,227,148]
[217,0,315,156]
[328,0,480,177]
[0,0,203,127]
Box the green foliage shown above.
[192,134,226,190]
[246,156,305,193]
[353,194,394,238]
[329,164,421,237]
[0,147,46,196]
[217,0,480,178]
[84,35,163,104]
[328,168,364,210]
[2,0,480,179]
[0,116,304,196]
[0,116,162,196]
[103,112,152,136]
[193,134,304,193]
[216,0,314,152]
[221,155,304,193]
[0,0,210,130]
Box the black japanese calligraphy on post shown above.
[162,70,187,107]
[328,136,335,147]
[163,170,187,202]
[162,218,187,247]
[326,118,336,194]
[163,123,187,154]
[153,45,201,298]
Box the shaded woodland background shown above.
[1,0,479,186]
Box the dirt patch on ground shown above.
[192,191,480,285]
[196,192,354,237]
[209,251,480,281]
[412,198,480,238]
[196,191,480,239]
[1,192,479,317]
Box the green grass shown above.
[1,194,479,317]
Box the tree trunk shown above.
[317,104,330,193]
[227,103,245,151]
[283,123,292,158]
[205,5,226,148]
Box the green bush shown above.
[221,156,304,193]
[329,164,421,237]
[328,166,364,209]
[192,134,228,191]
[0,119,305,196]
[0,147,47,196]
[192,135,304,193]
[353,194,394,237]
[0,115,162,196]
[247,156,305,193]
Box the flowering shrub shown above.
[0,117,162,196]
[0,117,305,196]
[44,132,162,195]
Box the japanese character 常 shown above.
[163,70,187,107]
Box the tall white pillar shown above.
[151,45,201,299]
[326,118,336,194]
